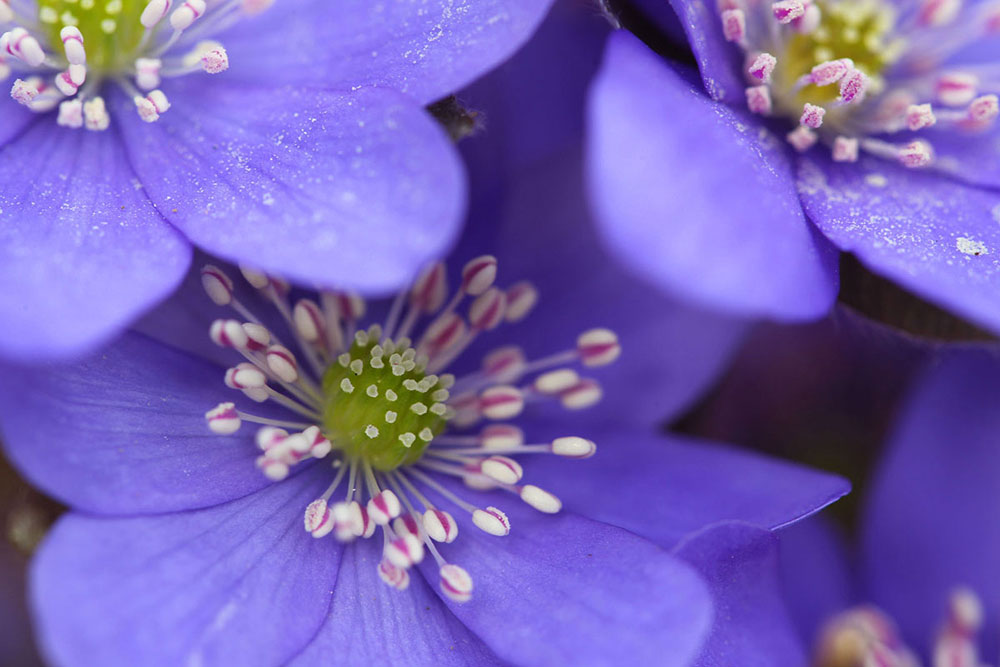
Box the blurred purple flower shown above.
[0,0,555,361]
[588,2,1000,332]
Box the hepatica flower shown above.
[0,0,554,360]
[589,0,1000,332]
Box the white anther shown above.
[479,385,524,420]
[205,402,241,434]
[919,0,961,26]
[578,328,621,366]
[242,323,270,350]
[772,0,804,23]
[265,345,298,383]
[907,103,937,130]
[461,255,498,296]
[334,292,366,321]
[801,103,826,129]
[721,8,746,41]
[54,65,85,96]
[520,485,562,513]
[411,261,447,312]
[472,507,510,536]
[199,45,228,73]
[464,474,499,491]
[378,559,410,591]
[481,424,524,449]
[392,514,421,539]
[141,0,172,27]
[937,73,977,107]
[468,288,506,330]
[2,29,44,67]
[0,0,11,23]
[551,436,596,459]
[424,312,467,353]
[422,509,458,543]
[225,363,267,389]
[10,78,37,106]
[59,26,86,65]
[367,490,401,525]
[201,265,234,305]
[304,499,334,538]
[899,140,933,168]
[746,86,772,115]
[259,458,289,481]
[792,2,821,32]
[210,319,249,349]
[560,379,602,410]
[302,425,332,458]
[293,299,326,344]
[170,0,206,30]
[439,564,473,603]
[353,502,375,538]
[134,89,170,123]
[832,137,859,163]
[255,427,288,451]
[948,588,983,633]
[748,53,776,82]
[482,346,526,382]
[385,533,424,569]
[787,125,817,152]
[57,99,83,128]
[135,58,162,90]
[481,456,523,485]
[504,282,538,322]
[239,264,269,289]
[809,59,853,86]
[331,502,358,541]
[534,368,580,395]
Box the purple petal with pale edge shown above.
[519,427,851,550]
[588,32,838,321]
[290,538,501,666]
[31,467,340,667]
[420,498,712,666]
[861,347,1000,658]
[0,332,274,515]
[116,83,463,294]
[797,155,1000,335]
[0,123,190,361]
[664,0,745,102]
[778,515,855,647]
[675,522,808,666]
[217,0,556,105]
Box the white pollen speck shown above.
[385,411,397,424]
[385,390,397,402]
[865,173,888,188]
[419,428,434,442]
[366,384,379,398]
[350,360,363,375]
[399,432,416,448]
[365,424,379,439]
[410,402,427,415]
[340,378,354,393]
[957,237,988,257]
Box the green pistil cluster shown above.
[37,0,145,71]
[321,330,451,472]
[780,0,902,105]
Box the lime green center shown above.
[777,0,902,108]
[321,335,448,472]
[37,0,146,71]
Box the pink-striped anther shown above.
[60,26,86,65]
[385,533,424,569]
[171,0,206,30]
[201,46,228,74]
[367,489,401,525]
[504,281,538,322]
[839,69,867,104]
[482,345,526,382]
[392,513,421,539]
[967,94,999,125]
[534,368,580,395]
[411,262,447,312]
[201,265,234,305]
[787,125,817,151]
[423,312,466,354]
[578,328,621,367]
[520,485,562,513]
[302,425,332,458]
[10,78,38,105]
[57,99,83,128]
[746,85,772,115]
[946,588,983,634]
[439,564,473,603]
[479,385,524,419]
[141,0,172,27]
[378,559,410,591]
[480,456,523,485]
[257,457,289,481]
[210,319,249,349]
[242,323,270,351]
[832,137,859,162]
[918,0,961,26]
[800,103,826,128]
[84,97,110,131]
[809,58,852,86]
[0,0,12,23]
[135,58,162,90]
[906,103,936,130]
[899,140,933,167]
[560,379,602,410]
[205,402,241,434]
[472,506,510,536]
[480,424,524,449]
[423,509,458,543]
[304,499,335,538]
[352,502,376,538]
[937,72,978,107]
[256,427,287,451]
[239,265,270,289]
[331,502,358,541]
[722,9,746,41]
[293,299,326,344]
[266,345,299,383]
[748,53,776,82]
[2,29,45,67]
[469,288,506,330]
[334,292,365,321]
[225,363,267,390]
[54,66,85,96]
[772,0,805,23]
[461,255,498,296]
[551,436,596,459]
[134,90,170,122]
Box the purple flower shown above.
[0,0,555,361]
[587,3,1000,331]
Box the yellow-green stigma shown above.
[37,0,146,71]
[321,328,449,472]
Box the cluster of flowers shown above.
[0,0,997,664]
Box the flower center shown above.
[320,332,449,472]
[36,0,146,72]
